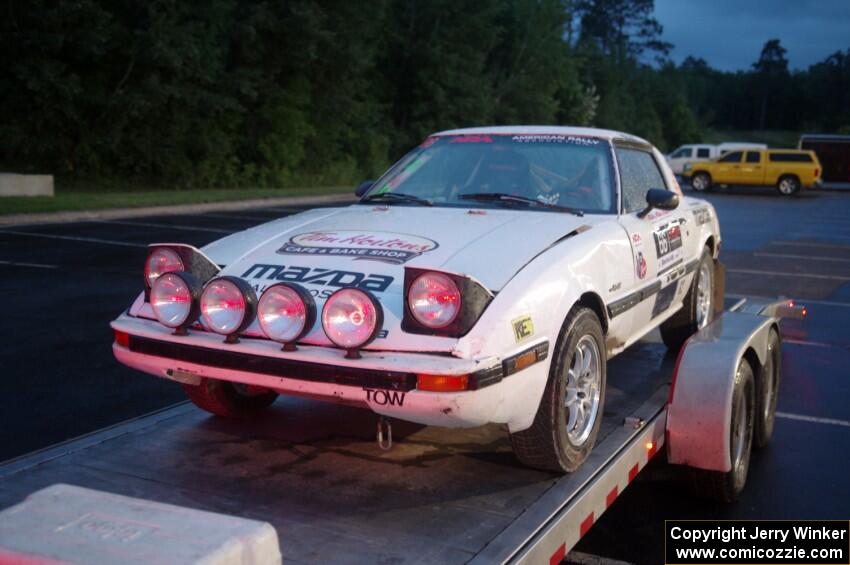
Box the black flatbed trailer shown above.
[0,337,675,564]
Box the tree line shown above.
[1,0,848,189]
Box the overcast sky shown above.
[654,0,850,71]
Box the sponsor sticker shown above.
[511,134,600,146]
[512,315,534,342]
[636,251,648,280]
[277,231,438,265]
[693,207,712,226]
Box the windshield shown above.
[362,134,615,214]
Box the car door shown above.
[737,151,764,185]
[614,144,695,341]
[713,150,743,184]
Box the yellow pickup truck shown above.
[683,148,822,195]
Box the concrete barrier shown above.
[0,174,54,197]
[0,484,281,564]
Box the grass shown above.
[0,185,352,216]
[702,129,801,149]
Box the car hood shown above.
[203,204,597,291]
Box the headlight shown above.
[321,288,383,357]
[200,276,257,343]
[150,272,202,333]
[145,248,184,288]
[408,272,461,329]
[257,283,316,350]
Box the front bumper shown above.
[111,313,549,430]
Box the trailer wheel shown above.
[754,328,781,448]
[776,175,800,196]
[183,378,278,418]
[510,306,606,473]
[660,247,714,351]
[691,172,712,192]
[689,358,755,503]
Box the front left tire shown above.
[183,378,278,418]
[510,306,607,473]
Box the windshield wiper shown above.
[361,192,433,206]
[459,193,583,216]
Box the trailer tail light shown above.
[417,374,470,392]
[114,330,130,348]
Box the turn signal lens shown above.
[416,374,470,392]
[145,247,184,288]
[321,288,383,350]
[113,330,130,348]
[408,272,461,329]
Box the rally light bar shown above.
[402,268,494,337]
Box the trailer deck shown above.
[0,338,674,563]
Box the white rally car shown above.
[111,126,722,472]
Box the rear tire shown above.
[510,306,606,473]
[691,172,712,192]
[754,328,781,448]
[688,359,755,503]
[183,378,278,418]
[776,175,800,196]
[660,248,714,351]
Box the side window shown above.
[746,151,761,163]
[719,151,743,163]
[616,147,667,214]
[671,148,692,158]
[696,148,711,158]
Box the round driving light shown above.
[150,271,202,333]
[408,272,461,329]
[258,283,316,350]
[321,288,383,357]
[145,247,184,288]
[200,276,257,342]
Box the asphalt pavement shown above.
[1,186,849,563]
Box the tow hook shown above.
[377,416,393,451]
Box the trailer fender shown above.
[666,311,775,472]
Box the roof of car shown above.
[432,125,650,145]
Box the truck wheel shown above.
[776,175,800,196]
[754,328,781,448]
[691,172,712,192]
[183,378,278,418]
[660,247,714,351]
[510,306,606,473]
[689,358,755,503]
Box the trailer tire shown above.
[754,328,781,448]
[510,306,606,473]
[689,358,755,503]
[183,378,278,419]
[660,247,714,351]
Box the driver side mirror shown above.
[637,188,679,218]
[355,180,374,197]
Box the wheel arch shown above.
[577,291,609,334]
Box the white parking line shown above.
[198,212,274,221]
[0,230,146,248]
[726,293,850,309]
[754,252,850,263]
[0,260,58,269]
[93,219,231,234]
[770,240,850,249]
[777,412,850,429]
[726,268,848,281]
